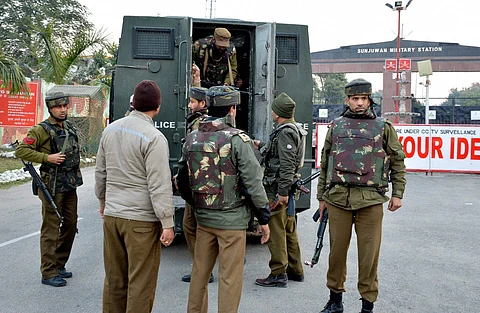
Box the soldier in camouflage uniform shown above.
[192,28,238,87]
[179,87,214,283]
[255,93,306,288]
[16,92,83,287]
[316,79,406,313]
[177,86,270,313]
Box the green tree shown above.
[38,23,108,84]
[440,83,480,106]
[0,51,28,94]
[313,73,348,104]
[0,0,95,78]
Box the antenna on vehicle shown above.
[205,0,216,19]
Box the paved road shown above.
[0,167,479,312]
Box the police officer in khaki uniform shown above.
[192,28,238,87]
[255,93,305,288]
[16,92,83,287]
[316,79,406,313]
[179,87,214,283]
[177,86,270,313]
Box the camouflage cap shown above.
[45,92,69,108]
[214,28,231,48]
[189,87,208,101]
[206,86,240,107]
[345,78,372,96]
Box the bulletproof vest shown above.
[197,36,235,86]
[185,117,244,210]
[326,116,389,188]
[39,120,83,194]
[261,123,306,184]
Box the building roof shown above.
[46,85,105,101]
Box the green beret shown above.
[345,78,372,96]
[272,92,295,118]
[206,86,240,107]
[45,92,69,108]
[189,87,208,101]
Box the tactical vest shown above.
[196,36,235,86]
[261,122,306,185]
[39,120,83,194]
[326,116,389,188]
[185,118,244,210]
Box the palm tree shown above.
[37,23,109,84]
[0,51,29,94]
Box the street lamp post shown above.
[385,0,413,123]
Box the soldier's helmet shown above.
[345,78,375,104]
[45,92,69,108]
[214,28,231,48]
[206,86,240,107]
[189,87,208,101]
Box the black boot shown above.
[320,291,343,313]
[255,272,288,288]
[359,298,374,313]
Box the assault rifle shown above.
[270,170,322,216]
[11,141,63,223]
[304,208,328,268]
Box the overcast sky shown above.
[78,0,480,104]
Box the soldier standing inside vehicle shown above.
[95,80,175,313]
[255,93,306,288]
[15,92,83,287]
[178,87,214,284]
[316,79,406,313]
[192,27,238,87]
[177,86,270,313]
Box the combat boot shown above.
[41,276,67,287]
[359,298,374,313]
[255,272,288,288]
[320,291,343,313]
[58,267,72,278]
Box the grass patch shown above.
[0,157,24,173]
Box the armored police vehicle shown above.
[110,16,314,234]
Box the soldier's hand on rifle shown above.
[318,200,327,221]
[48,152,66,165]
[387,196,402,212]
[260,224,270,244]
[277,195,288,207]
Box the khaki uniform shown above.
[15,116,82,280]
[317,113,406,302]
[262,118,304,277]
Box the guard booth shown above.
[111,16,313,233]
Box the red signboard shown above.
[0,82,39,127]
[385,59,397,71]
[399,58,412,71]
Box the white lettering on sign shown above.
[315,124,480,173]
[154,121,176,129]
[357,46,443,54]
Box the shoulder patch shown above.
[237,132,250,143]
[23,137,35,145]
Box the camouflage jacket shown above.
[186,108,208,133]
[326,116,389,188]
[192,36,238,86]
[178,116,269,229]
[317,109,406,210]
[15,117,83,194]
